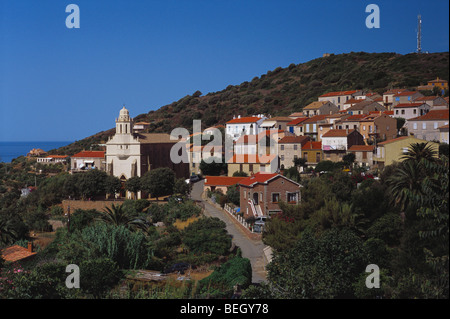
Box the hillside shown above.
[50,51,449,156]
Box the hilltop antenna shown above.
[417,14,422,54]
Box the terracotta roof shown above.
[393,91,420,97]
[393,103,426,108]
[303,101,329,110]
[303,114,328,123]
[428,78,448,83]
[322,129,356,138]
[138,133,179,144]
[342,114,367,122]
[409,109,449,121]
[319,90,359,97]
[438,124,449,130]
[72,150,105,158]
[227,154,277,164]
[348,145,375,152]
[343,98,361,105]
[238,172,279,187]
[303,141,322,150]
[383,88,407,95]
[226,117,263,124]
[278,136,310,145]
[134,122,150,125]
[1,245,36,262]
[347,100,381,111]
[377,136,409,145]
[289,112,305,117]
[415,96,442,101]
[266,116,294,122]
[204,176,246,186]
[287,117,309,126]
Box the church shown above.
[105,107,189,197]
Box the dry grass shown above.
[173,216,201,230]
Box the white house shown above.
[226,115,266,141]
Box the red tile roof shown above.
[383,88,407,95]
[377,136,409,145]
[238,172,279,187]
[319,90,359,97]
[303,114,328,123]
[204,176,247,186]
[226,117,263,124]
[415,96,441,101]
[393,103,426,108]
[348,145,375,152]
[393,91,420,97]
[1,245,36,262]
[287,117,309,126]
[342,114,367,121]
[322,129,356,138]
[303,141,322,150]
[409,109,449,121]
[72,151,105,158]
[278,136,310,145]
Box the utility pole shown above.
[417,14,422,54]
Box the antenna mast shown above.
[417,14,422,54]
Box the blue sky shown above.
[0,0,448,142]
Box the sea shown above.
[0,141,73,163]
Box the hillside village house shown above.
[406,109,449,141]
[359,112,397,143]
[288,112,306,119]
[234,130,285,156]
[187,144,223,176]
[227,154,278,177]
[415,96,449,110]
[382,89,407,110]
[37,155,68,164]
[417,77,449,94]
[238,172,301,218]
[318,90,362,110]
[317,122,334,141]
[301,114,328,141]
[342,98,362,111]
[105,107,189,198]
[71,150,105,172]
[392,91,424,107]
[302,101,339,117]
[226,115,267,141]
[337,114,367,131]
[346,100,386,115]
[132,122,150,133]
[302,141,323,167]
[348,145,375,168]
[321,129,364,162]
[203,176,246,194]
[278,135,310,169]
[286,117,309,135]
[439,124,449,144]
[260,117,293,132]
[374,136,439,168]
[393,103,430,120]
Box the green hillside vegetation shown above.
[47,51,448,156]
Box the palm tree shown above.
[386,160,423,213]
[96,204,148,231]
[0,219,18,245]
[401,142,437,163]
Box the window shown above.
[413,123,417,130]
[294,145,298,150]
[280,155,284,161]
[396,110,399,115]
[316,152,321,162]
[244,191,246,199]
[260,165,266,172]
[280,145,284,151]
[434,122,438,129]
[395,97,400,101]
[413,109,417,114]
[287,192,297,203]
[249,164,254,172]
[272,193,280,203]
[422,123,426,130]
[363,125,366,131]
[401,110,405,115]
[303,152,308,160]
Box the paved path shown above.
[190,180,268,283]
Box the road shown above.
[190,180,268,284]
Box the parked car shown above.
[189,174,200,183]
